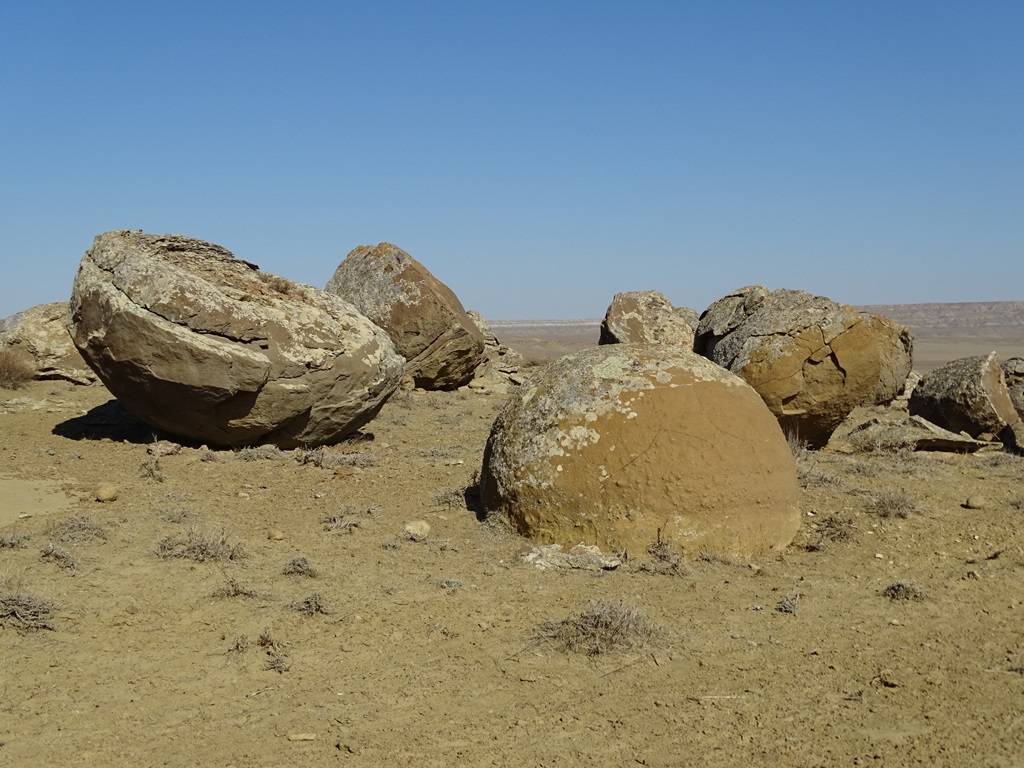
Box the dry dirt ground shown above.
[2,326,1024,767]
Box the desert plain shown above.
[1,304,1023,767]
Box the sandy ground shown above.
[2,325,1024,767]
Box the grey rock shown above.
[1003,357,1024,418]
[325,243,485,390]
[909,353,1020,441]
[825,405,998,453]
[599,290,697,348]
[68,230,403,448]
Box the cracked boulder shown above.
[466,309,524,388]
[325,243,485,390]
[0,302,96,385]
[480,344,801,558]
[694,285,913,448]
[68,230,404,447]
[910,353,1022,445]
[598,290,697,348]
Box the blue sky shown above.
[1,1,1021,320]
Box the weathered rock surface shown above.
[0,302,96,384]
[68,230,404,448]
[325,243,485,390]
[1003,357,1024,418]
[694,285,913,448]
[825,405,998,454]
[599,291,697,348]
[480,344,801,558]
[466,309,524,389]
[909,353,1021,442]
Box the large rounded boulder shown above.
[480,344,801,558]
[325,243,485,390]
[695,285,913,447]
[68,230,404,448]
[598,290,697,348]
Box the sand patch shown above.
[0,476,76,526]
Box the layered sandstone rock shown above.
[694,286,913,447]
[909,353,1021,441]
[480,344,801,558]
[68,230,403,447]
[0,302,96,385]
[325,243,485,390]
[466,309,524,387]
[599,290,697,348]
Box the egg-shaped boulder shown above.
[480,344,801,558]
[68,230,404,448]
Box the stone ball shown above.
[480,344,801,558]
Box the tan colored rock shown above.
[825,405,997,454]
[0,302,96,385]
[466,309,524,388]
[69,231,404,448]
[95,483,118,502]
[599,291,697,348]
[695,286,913,448]
[480,344,801,558]
[325,243,485,390]
[909,353,1020,441]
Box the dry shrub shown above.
[533,599,662,656]
[283,557,318,577]
[40,543,77,571]
[775,593,800,614]
[638,531,686,576]
[0,347,35,389]
[882,581,927,601]
[51,516,107,544]
[867,490,919,519]
[290,592,329,616]
[298,446,377,470]
[156,526,246,562]
[258,627,290,672]
[235,445,285,462]
[0,532,31,548]
[211,577,260,599]
[800,514,856,551]
[0,592,57,630]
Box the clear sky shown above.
[1,1,1021,321]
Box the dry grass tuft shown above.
[258,627,290,672]
[533,599,662,656]
[866,490,919,519]
[0,348,35,389]
[800,514,856,551]
[775,593,801,614]
[235,445,285,462]
[638,530,687,576]
[156,526,246,562]
[882,581,928,601]
[0,592,57,630]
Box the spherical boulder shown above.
[325,243,485,390]
[68,230,404,448]
[695,285,913,448]
[480,344,801,558]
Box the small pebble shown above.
[287,733,316,741]
[404,520,430,542]
[268,529,285,541]
[95,483,119,502]
[964,496,987,510]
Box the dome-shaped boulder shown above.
[68,231,404,448]
[480,345,801,558]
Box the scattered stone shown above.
[287,733,316,742]
[963,497,987,510]
[480,344,801,558]
[598,290,697,348]
[146,440,181,457]
[404,520,430,542]
[909,353,1021,441]
[268,528,285,540]
[825,405,998,453]
[694,286,913,447]
[325,243,485,390]
[68,231,403,448]
[521,543,622,571]
[95,483,118,503]
[0,302,96,385]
